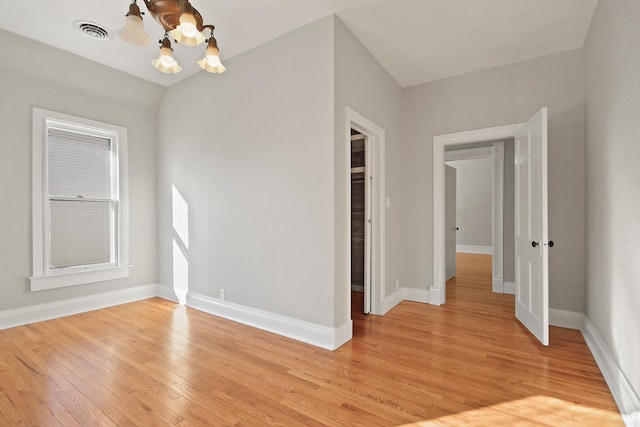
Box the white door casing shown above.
[445,165,457,281]
[514,107,549,346]
[345,107,386,320]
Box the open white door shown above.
[445,165,457,280]
[515,107,549,345]
[364,140,373,314]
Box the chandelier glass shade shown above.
[118,0,225,74]
[151,36,182,73]
[117,3,150,47]
[197,36,226,73]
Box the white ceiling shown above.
[0,0,598,88]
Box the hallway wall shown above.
[446,158,492,248]
[583,0,640,411]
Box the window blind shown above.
[47,127,114,269]
[49,200,112,268]
[48,128,111,198]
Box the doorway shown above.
[351,130,371,314]
[444,141,509,294]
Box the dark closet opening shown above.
[351,129,366,314]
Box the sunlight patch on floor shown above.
[397,395,624,426]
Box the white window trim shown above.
[31,108,130,291]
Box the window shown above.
[31,108,129,291]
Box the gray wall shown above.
[446,158,492,247]
[584,0,640,402]
[403,48,586,312]
[160,14,407,332]
[0,30,162,310]
[503,139,515,284]
[157,17,336,327]
[333,17,404,323]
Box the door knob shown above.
[456,227,459,231]
[548,240,554,248]
[531,241,539,248]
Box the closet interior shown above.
[351,130,365,292]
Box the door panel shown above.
[445,165,457,280]
[364,140,372,314]
[515,107,549,346]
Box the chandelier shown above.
[118,0,226,74]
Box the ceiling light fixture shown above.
[118,0,225,74]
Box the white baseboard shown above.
[493,281,515,295]
[405,287,430,304]
[333,321,353,350]
[156,284,180,303]
[582,316,640,425]
[428,286,442,305]
[382,288,404,314]
[185,291,348,351]
[624,412,640,427]
[351,284,364,293]
[549,309,583,330]
[0,284,352,351]
[492,276,503,293]
[504,281,515,295]
[456,245,492,255]
[0,284,159,331]
[382,287,430,314]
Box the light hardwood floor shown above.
[0,253,622,426]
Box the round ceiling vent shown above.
[73,21,113,40]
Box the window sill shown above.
[30,265,131,292]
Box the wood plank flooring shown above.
[0,253,622,426]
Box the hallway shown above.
[445,252,514,315]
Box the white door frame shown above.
[432,124,521,305]
[444,142,506,293]
[345,107,385,317]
